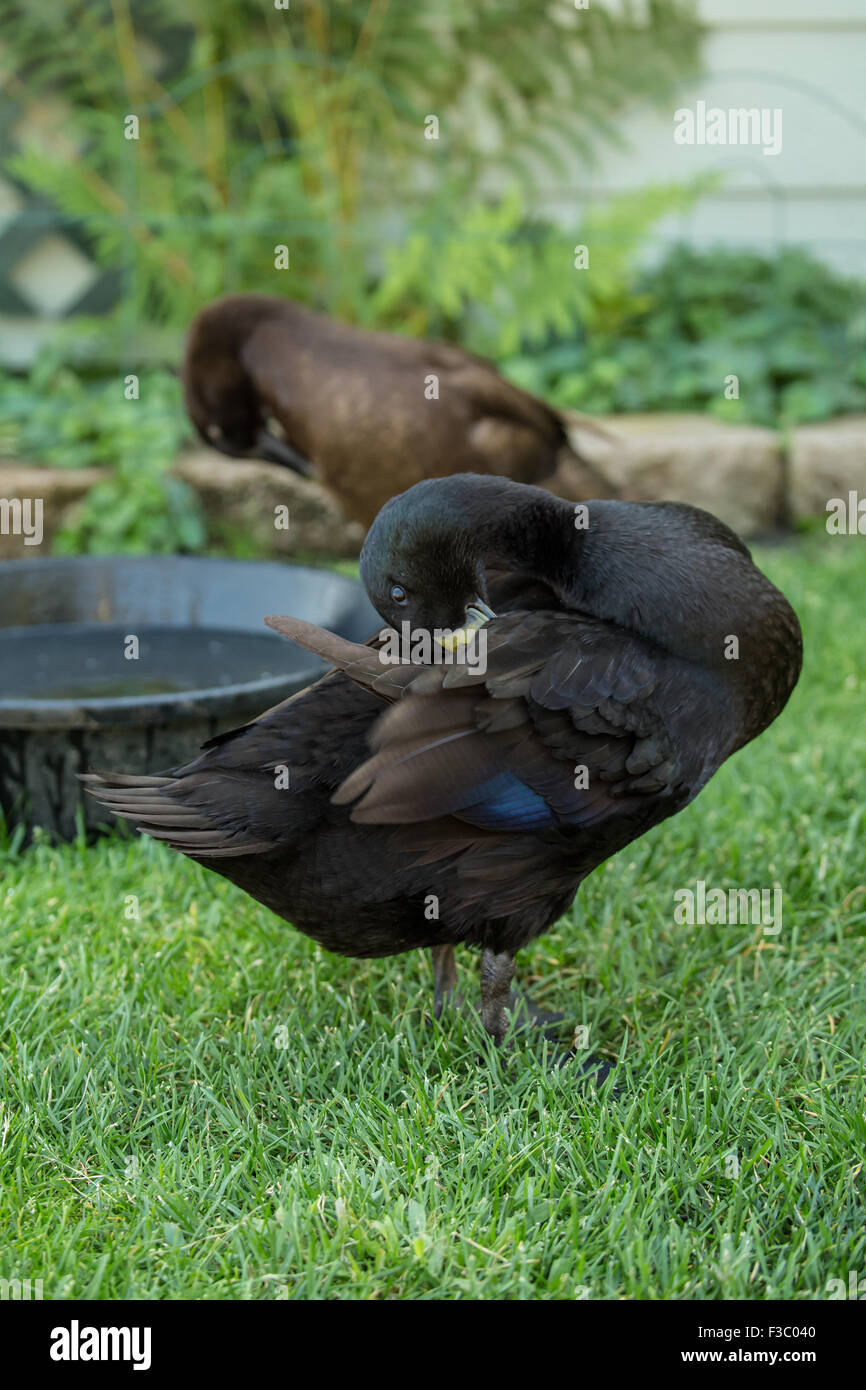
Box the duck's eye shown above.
[390,584,408,605]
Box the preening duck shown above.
[182,294,612,527]
[85,475,802,1055]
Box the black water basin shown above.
[0,555,377,841]
[1,624,316,704]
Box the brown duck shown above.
[182,293,612,526]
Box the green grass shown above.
[1,536,864,1301]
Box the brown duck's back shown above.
[187,294,576,525]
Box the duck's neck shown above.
[476,488,595,612]
[475,486,583,583]
[477,489,799,683]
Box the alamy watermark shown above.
[826,491,866,534]
[674,880,782,935]
[0,497,43,546]
[674,101,782,157]
[50,1321,151,1370]
[826,1271,866,1299]
[378,622,488,674]
[0,1276,43,1300]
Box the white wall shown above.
[541,0,866,275]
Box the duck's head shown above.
[185,371,310,471]
[182,295,313,472]
[186,381,261,460]
[360,476,510,637]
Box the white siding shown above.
[541,0,866,275]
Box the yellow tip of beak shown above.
[435,600,495,651]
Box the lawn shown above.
[1,534,864,1301]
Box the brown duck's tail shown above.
[558,408,619,446]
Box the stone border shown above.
[2,415,865,559]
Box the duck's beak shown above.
[254,429,316,478]
[436,599,496,652]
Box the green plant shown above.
[499,244,866,426]
[0,354,204,553]
[4,0,703,328]
[371,181,711,357]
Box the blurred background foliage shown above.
[4,0,702,327]
[0,0,705,551]
[1,0,864,554]
[503,244,866,426]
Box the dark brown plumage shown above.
[182,293,613,526]
[84,476,802,1058]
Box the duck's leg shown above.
[431,944,459,1019]
[479,950,615,1086]
[479,947,515,1044]
[479,949,563,1041]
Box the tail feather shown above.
[559,408,618,445]
[81,770,275,857]
[80,771,173,789]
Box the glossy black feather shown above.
[85,478,802,967]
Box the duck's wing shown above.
[426,355,614,491]
[446,360,565,455]
[421,343,613,443]
[277,611,723,835]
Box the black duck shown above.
[85,475,802,1053]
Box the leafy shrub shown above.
[0,357,204,554]
[370,182,711,357]
[500,245,866,426]
[5,0,702,328]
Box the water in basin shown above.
[0,624,307,702]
